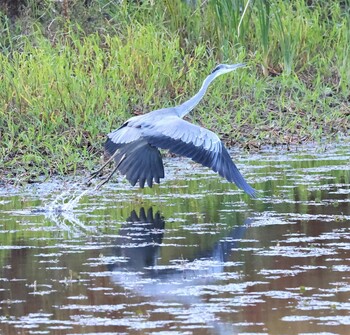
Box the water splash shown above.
[31,182,97,234]
[33,183,92,214]
[60,188,91,211]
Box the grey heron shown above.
[90,63,257,197]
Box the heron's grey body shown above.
[103,63,256,197]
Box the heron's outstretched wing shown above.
[105,135,164,188]
[142,116,257,197]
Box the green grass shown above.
[0,0,349,182]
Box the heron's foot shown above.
[85,169,103,186]
[85,175,95,187]
[94,175,118,191]
[95,178,108,190]
[94,165,119,190]
[86,153,124,189]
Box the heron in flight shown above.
[90,63,256,197]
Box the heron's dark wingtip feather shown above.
[107,140,164,188]
[243,184,258,198]
[139,177,146,188]
[220,146,257,197]
[147,177,153,188]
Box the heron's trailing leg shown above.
[86,150,119,186]
[95,153,126,190]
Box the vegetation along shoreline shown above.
[0,0,349,184]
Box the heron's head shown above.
[210,63,246,76]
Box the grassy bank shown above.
[0,0,349,182]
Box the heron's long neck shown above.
[176,73,218,118]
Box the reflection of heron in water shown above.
[110,207,247,276]
[89,64,257,197]
[110,208,249,288]
[113,207,165,270]
[108,207,250,334]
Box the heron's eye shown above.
[211,66,222,74]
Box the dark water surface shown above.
[0,142,349,335]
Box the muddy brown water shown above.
[0,142,349,335]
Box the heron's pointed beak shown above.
[229,63,246,70]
